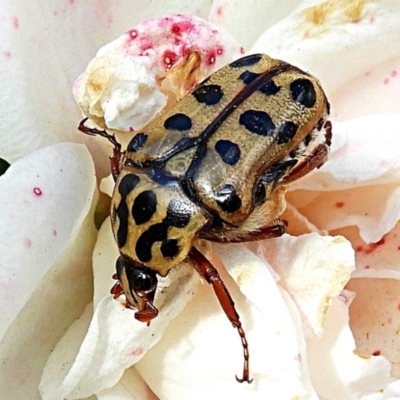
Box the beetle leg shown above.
[190,247,253,384]
[78,118,124,180]
[282,143,329,184]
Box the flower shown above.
[1,1,400,399]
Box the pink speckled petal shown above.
[40,220,199,399]
[74,14,243,132]
[209,0,301,50]
[0,143,97,398]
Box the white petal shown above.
[347,277,400,378]
[308,297,393,399]
[40,220,199,399]
[96,368,158,400]
[287,114,400,242]
[254,233,355,337]
[250,0,400,98]
[0,143,97,398]
[208,0,301,50]
[136,244,317,399]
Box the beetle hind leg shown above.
[190,248,253,383]
[78,118,124,180]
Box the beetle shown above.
[79,53,332,383]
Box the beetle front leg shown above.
[282,143,329,185]
[78,118,125,180]
[189,247,253,384]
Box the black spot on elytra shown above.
[164,113,192,131]
[160,239,180,258]
[276,121,298,145]
[127,133,148,152]
[215,184,242,213]
[259,79,280,95]
[230,54,262,68]
[239,70,259,84]
[239,110,276,137]
[165,199,192,227]
[215,139,241,166]
[239,71,281,95]
[290,78,316,108]
[132,190,157,225]
[192,84,224,105]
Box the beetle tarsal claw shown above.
[134,294,159,324]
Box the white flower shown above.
[1,1,400,399]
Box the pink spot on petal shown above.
[384,78,389,85]
[130,347,144,356]
[364,265,370,269]
[216,6,223,17]
[171,21,194,36]
[355,245,363,253]
[162,50,178,69]
[369,16,376,24]
[128,29,138,40]
[11,16,19,29]
[391,70,397,77]
[3,51,11,59]
[23,238,32,248]
[33,187,42,196]
[53,229,57,237]
[240,47,245,54]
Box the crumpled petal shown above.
[136,242,317,400]
[74,14,243,132]
[254,233,355,337]
[347,277,400,379]
[39,220,199,400]
[286,114,400,243]
[307,297,393,399]
[0,143,97,398]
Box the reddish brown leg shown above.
[282,143,329,185]
[190,247,253,384]
[78,118,125,180]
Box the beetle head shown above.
[115,256,159,323]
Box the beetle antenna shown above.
[190,248,253,383]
